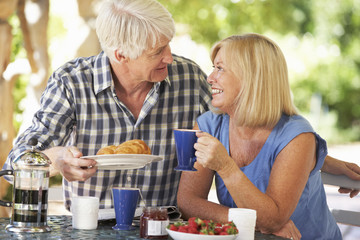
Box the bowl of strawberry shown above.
[166,217,239,240]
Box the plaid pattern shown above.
[3,52,212,210]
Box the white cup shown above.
[228,208,257,240]
[71,196,99,230]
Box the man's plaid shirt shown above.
[3,52,212,210]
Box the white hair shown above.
[95,0,175,61]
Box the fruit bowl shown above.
[166,229,238,240]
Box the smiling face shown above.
[125,35,173,83]
[207,48,241,114]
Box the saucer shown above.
[112,224,134,231]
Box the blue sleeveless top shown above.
[197,112,341,240]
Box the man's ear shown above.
[114,50,128,63]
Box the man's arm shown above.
[322,155,360,198]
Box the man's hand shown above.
[43,146,98,182]
[322,156,360,198]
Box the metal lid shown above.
[12,138,51,169]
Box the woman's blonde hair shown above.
[96,0,175,61]
[210,33,298,128]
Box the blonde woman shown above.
[177,34,341,240]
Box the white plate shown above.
[97,163,146,170]
[166,229,237,240]
[81,154,163,170]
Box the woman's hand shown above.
[194,131,234,172]
[265,219,301,240]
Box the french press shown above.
[0,138,51,232]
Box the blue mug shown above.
[173,129,200,171]
[112,187,140,230]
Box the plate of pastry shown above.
[81,139,163,170]
[81,154,163,170]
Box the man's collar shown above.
[93,52,113,95]
[93,52,172,95]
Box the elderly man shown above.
[3,0,212,210]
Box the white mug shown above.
[228,208,257,240]
[71,196,99,230]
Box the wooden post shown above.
[0,0,19,217]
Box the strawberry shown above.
[226,221,237,227]
[222,225,232,232]
[225,226,238,235]
[199,228,209,235]
[188,226,199,234]
[214,226,222,235]
[202,219,215,228]
[188,220,198,229]
[203,219,210,226]
[168,224,178,231]
[194,217,204,226]
[178,225,188,233]
[188,217,197,224]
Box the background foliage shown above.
[158,0,360,143]
[9,15,28,133]
[10,0,360,144]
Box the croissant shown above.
[96,145,117,155]
[96,139,151,155]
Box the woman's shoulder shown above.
[274,115,327,173]
[274,114,326,153]
[270,114,317,151]
[279,114,314,133]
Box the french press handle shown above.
[0,170,13,207]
